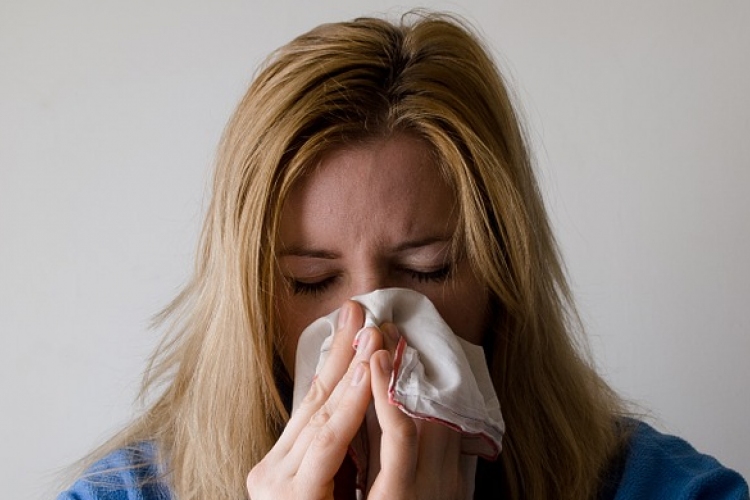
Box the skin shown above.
[247,134,490,499]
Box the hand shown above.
[246,301,383,500]
[365,323,475,500]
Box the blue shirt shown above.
[58,422,748,499]
[610,422,748,499]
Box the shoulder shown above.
[610,420,749,499]
[57,442,171,500]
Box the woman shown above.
[59,12,748,500]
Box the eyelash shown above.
[288,276,337,296]
[403,265,452,284]
[287,264,453,296]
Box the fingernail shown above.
[351,363,365,386]
[379,352,392,373]
[338,302,350,329]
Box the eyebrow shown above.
[277,236,453,258]
[276,247,340,259]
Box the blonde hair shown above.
[78,12,627,500]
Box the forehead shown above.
[279,135,458,246]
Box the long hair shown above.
[79,12,626,500]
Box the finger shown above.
[365,402,382,495]
[369,349,418,489]
[311,300,366,403]
[366,322,397,495]
[283,327,382,467]
[420,426,468,499]
[249,363,373,500]
[296,360,373,486]
[415,421,462,489]
[329,325,384,406]
[278,300,364,447]
[379,322,401,354]
[459,455,478,500]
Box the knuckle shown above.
[246,462,266,493]
[312,422,339,449]
[309,406,331,427]
[301,376,332,408]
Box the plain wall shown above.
[1,1,748,497]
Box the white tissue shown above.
[292,288,504,459]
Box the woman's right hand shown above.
[364,324,474,500]
[246,301,382,500]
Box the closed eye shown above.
[286,275,338,296]
[285,264,452,296]
[401,264,452,284]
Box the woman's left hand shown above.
[364,323,475,500]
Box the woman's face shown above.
[275,134,490,374]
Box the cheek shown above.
[275,290,316,377]
[438,294,489,345]
[275,286,347,377]
[431,268,490,345]
[276,313,301,377]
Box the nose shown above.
[347,266,391,298]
